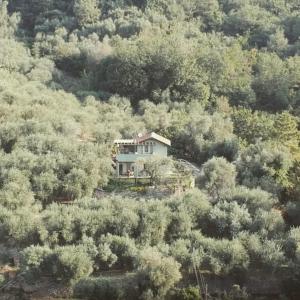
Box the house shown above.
[113,132,171,178]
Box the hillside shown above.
[0,0,300,299]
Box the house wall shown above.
[116,161,146,177]
[153,141,168,156]
[115,140,169,177]
[116,141,168,162]
[117,162,135,176]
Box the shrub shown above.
[239,232,285,270]
[137,201,171,245]
[251,209,285,238]
[170,286,202,300]
[284,227,300,259]
[208,201,252,238]
[227,186,276,215]
[191,232,249,275]
[286,201,300,226]
[21,245,53,276]
[167,209,193,240]
[224,284,249,300]
[0,274,6,287]
[200,157,236,202]
[169,239,204,272]
[53,246,93,283]
[97,234,138,270]
[167,189,212,235]
[22,245,93,283]
[74,273,139,300]
[137,247,182,299]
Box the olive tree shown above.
[200,157,237,202]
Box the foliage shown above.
[237,141,293,194]
[22,245,93,283]
[141,155,174,185]
[1,0,300,297]
[137,247,182,299]
[74,274,139,300]
[170,286,202,300]
[74,0,101,27]
[0,274,5,287]
[200,157,236,201]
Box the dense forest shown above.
[1,0,300,299]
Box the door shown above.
[119,163,123,176]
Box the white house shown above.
[113,132,171,177]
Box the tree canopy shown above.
[1,0,300,299]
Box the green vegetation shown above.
[1,0,300,299]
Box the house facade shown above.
[113,132,171,177]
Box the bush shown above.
[53,246,94,283]
[21,245,93,283]
[170,286,202,300]
[21,245,53,276]
[169,239,204,272]
[74,273,139,300]
[171,189,212,233]
[97,234,138,270]
[208,201,252,238]
[137,247,182,299]
[227,186,276,215]
[286,201,300,226]
[191,232,249,275]
[251,209,285,238]
[224,284,249,300]
[284,227,300,259]
[239,232,285,270]
[0,274,6,287]
[200,157,236,202]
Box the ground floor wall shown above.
[116,161,146,177]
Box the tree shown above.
[137,247,182,299]
[273,112,300,157]
[200,157,237,201]
[137,200,171,245]
[283,12,300,43]
[172,286,202,300]
[239,232,285,270]
[231,108,275,144]
[0,169,35,209]
[237,141,293,194]
[141,155,174,186]
[54,246,93,283]
[192,0,223,30]
[267,28,289,55]
[95,30,209,106]
[227,186,276,215]
[97,234,137,269]
[223,3,279,47]
[191,232,249,275]
[208,201,252,238]
[0,0,19,38]
[22,245,94,283]
[252,53,290,111]
[74,0,101,26]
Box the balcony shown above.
[116,153,152,162]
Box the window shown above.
[145,144,149,153]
